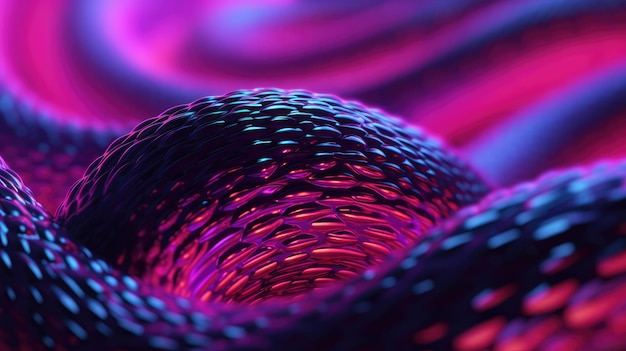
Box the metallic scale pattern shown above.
[57,89,489,303]
[0,156,226,350]
[0,89,624,350]
[2,3,626,349]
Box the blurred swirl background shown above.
[1,0,626,211]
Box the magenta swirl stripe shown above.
[1,1,626,350]
[2,0,626,208]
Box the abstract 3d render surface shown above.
[1,0,626,350]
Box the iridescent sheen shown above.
[0,91,625,349]
[57,89,489,304]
